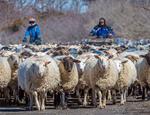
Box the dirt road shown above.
[0,97,150,115]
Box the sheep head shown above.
[60,56,80,73]
[140,52,150,65]
[95,55,109,72]
[104,49,118,59]
[7,54,20,70]
[20,49,34,59]
[146,53,150,65]
[31,60,51,79]
[52,47,69,56]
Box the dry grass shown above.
[1,0,150,44]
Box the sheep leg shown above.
[65,92,69,106]
[132,85,137,97]
[142,87,146,100]
[40,92,46,111]
[127,86,132,96]
[145,86,148,99]
[83,88,88,106]
[38,94,41,108]
[60,92,66,109]
[28,93,33,111]
[33,91,40,111]
[76,89,82,104]
[25,94,29,105]
[91,89,97,107]
[131,85,137,98]
[4,87,11,104]
[120,89,124,105]
[54,92,60,108]
[123,89,127,103]
[97,90,103,109]
[138,85,142,96]
[102,90,107,108]
[107,90,112,101]
[112,90,116,104]
[13,88,19,104]
[18,87,24,102]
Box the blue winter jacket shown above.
[23,24,41,45]
[90,25,115,38]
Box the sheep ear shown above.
[104,50,109,54]
[108,55,113,59]
[94,55,99,59]
[0,52,3,56]
[122,60,128,64]
[126,55,139,62]
[140,55,146,58]
[73,59,81,63]
[44,61,51,66]
[19,55,22,59]
[17,53,22,58]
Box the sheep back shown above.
[96,59,119,90]
[116,59,137,89]
[0,57,11,88]
[136,58,150,87]
[18,56,61,92]
[82,57,100,88]
[59,62,79,91]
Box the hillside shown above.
[0,0,150,44]
[88,0,150,39]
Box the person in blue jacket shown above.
[23,18,42,45]
[90,17,115,39]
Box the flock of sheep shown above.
[0,39,150,111]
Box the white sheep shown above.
[80,54,116,106]
[76,53,96,105]
[54,56,80,108]
[18,55,61,111]
[54,55,80,92]
[95,55,119,108]
[0,54,20,101]
[124,54,150,100]
[0,57,11,89]
[115,58,137,105]
[81,56,99,107]
[82,55,119,108]
[135,56,150,99]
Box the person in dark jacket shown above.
[23,18,42,45]
[90,17,115,39]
